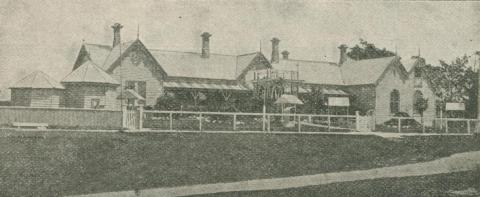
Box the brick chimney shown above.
[111,23,123,47]
[201,32,212,58]
[281,50,290,60]
[338,44,348,65]
[271,37,280,63]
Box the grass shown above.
[0,130,479,196]
[194,171,480,197]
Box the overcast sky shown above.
[0,0,479,89]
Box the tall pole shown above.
[476,51,480,132]
[119,34,124,129]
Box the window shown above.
[125,81,147,99]
[390,89,400,114]
[91,99,101,109]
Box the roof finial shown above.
[137,24,140,40]
[82,39,85,44]
[259,40,262,53]
[394,44,398,56]
[417,47,421,57]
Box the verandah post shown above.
[445,120,449,133]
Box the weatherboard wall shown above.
[109,50,164,107]
[11,89,64,108]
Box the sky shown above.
[0,0,479,89]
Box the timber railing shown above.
[142,110,357,133]
[373,115,479,134]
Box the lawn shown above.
[0,130,479,196]
[195,171,480,197]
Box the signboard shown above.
[445,102,465,111]
[327,97,350,107]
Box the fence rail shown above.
[143,110,358,133]
[373,115,479,134]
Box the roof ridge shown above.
[284,58,337,65]
[237,52,258,57]
[147,48,238,57]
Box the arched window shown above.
[390,89,400,114]
[413,90,424,114]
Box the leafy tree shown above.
[414,97,428,123]
[422,55,477,118]
[347,39,396,60]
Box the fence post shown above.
[328,115,331,132]
[122,105,127,129]
[298,115,301,132]
[308,115,312,123]
[138,107,143,131]
[355,111,360,131]
[398,117,401,133]
[267,115,271,132]
[169,112,173,131]
[233,114,237,131]
[199,113,203,131]
[445,120,449,133]
[467,120,471,134]
[422,120,425,133]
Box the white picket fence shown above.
[141,110,359,133]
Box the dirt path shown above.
[71,151,480,197]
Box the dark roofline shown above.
[283,58,338,66]
[147,48,238,57]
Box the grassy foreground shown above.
[0,130,479,196]
[196,171,480,197]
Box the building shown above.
[9,23,436,125]
[266,38,436,123]
[10,71,65,108]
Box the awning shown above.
[163,81,249,91]
[327,97,350,106]
[320,88,348,95]
[117,89,145,100]
[275,94,304,105]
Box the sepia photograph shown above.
[0,0,479,196]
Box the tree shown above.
[414,97,429,123]
[422,55,477,118]
[347,39,396,60]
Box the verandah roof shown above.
[163,81,249,91]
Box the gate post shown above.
[121,105,127,129]
[355,111,360,131]
[138,107,143,130]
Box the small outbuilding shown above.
[62,60,120,110]
[10,71,65,108]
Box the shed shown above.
[62,60,120,110]
[10,71,65,108]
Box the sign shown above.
[328,97,350,107]
[445,102,465,111]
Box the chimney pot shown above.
[271,37,280,63]
[201,32,212,58]
[111,23,123,47]
[281,50,290,60]
[338,44,348,65]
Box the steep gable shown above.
[73,44,112,71]
[340,56,406,85]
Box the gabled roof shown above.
[340,56,400,85]
[76,40,268,81]
[84,44,112,67]
[10,71,64,89]
[101,41,136,71]
[149,49,238,80]
[62,60,119,85]
[272,59,344,85]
